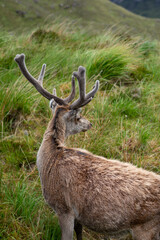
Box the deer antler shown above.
[69,66,99,109]
[15,54,99,109]
[14,53,75,105]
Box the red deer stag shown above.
[15,53,160,240]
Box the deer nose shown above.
[89,123,92,128]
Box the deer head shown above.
[14,54,99,138]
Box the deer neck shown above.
[37,109,67,176]
[44,110,66,147]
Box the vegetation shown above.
[1,0,160,40]
[0,6,160,240]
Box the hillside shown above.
[111,0,160,18]
[1,0,160,39]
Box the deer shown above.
[15,53,160,240]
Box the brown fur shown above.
[37,106,160,240]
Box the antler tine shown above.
[38,64,46,86]
[53,88,57,96]
[14,53,67,105]
[63,75,76,104]
[69,66,99,109]
[86,81,99,99]
[73,67,86,100]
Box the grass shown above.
[1,0,160,41]
[86,46,138,87]
[0,22,160,240]
[1,169,61,240]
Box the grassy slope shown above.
[0,22,160,239]
[1,0,160,40]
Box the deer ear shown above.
[49,99,58,115]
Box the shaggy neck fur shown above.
[44,107,67,147]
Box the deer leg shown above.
[58,213,75,240]
[74,220,82,240]
[132,231,160,240]
[132,217,160,240]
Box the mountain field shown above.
[0,1,160,240]
[1,0,160,40]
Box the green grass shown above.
[1,0,160,41]
[0,22,160,240]
[0,170,61,240]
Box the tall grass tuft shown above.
[86,46,138,87]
